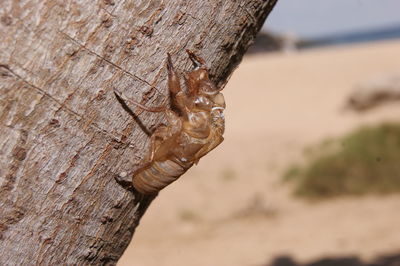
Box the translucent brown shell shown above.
[116,50,225,194]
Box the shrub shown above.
[285,123,400,199]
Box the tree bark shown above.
[0,0,277,264]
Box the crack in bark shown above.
[0,63,124,142]
[59,30,158,92]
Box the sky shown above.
[263,0,400,39]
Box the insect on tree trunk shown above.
[0,0,277,264]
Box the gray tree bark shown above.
[0,0,277,264]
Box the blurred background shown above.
[119,1,400,265]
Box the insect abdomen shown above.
[133,160,190,194]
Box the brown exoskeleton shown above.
[115,50,225,194]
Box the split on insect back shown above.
[114,50,226,194]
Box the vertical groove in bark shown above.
[0,0,277,264]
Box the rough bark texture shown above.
[0,0,277,264]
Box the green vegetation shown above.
[285,123,400,200]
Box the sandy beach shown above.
[118,40,400,266]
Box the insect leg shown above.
[166,54,187,112]
[166,53,182,95]
[147,111,181,162]
[131,124,171,180]
[114,89,167,112]
[148,125,170,161]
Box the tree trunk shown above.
[0,0,277,264]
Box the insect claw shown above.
[186,49,205,67]
[114,172,135,192]
[113,88,127,105]
[113,88,122,98]
[166,52,173,71]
